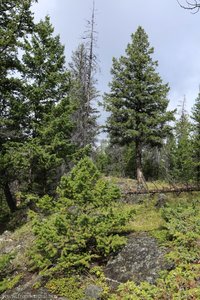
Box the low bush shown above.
[0,253,15,280]
[28,157,132,277]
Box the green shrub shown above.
[46,277,84,300]
[109,281,158,300]
[156,264,200,299]
[109,264,200,299]
[161,199,200,264]
[0,253,15,280]
[29,157,131,276]
[0,274,22,293]
[109,197,200,299]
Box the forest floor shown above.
[0,178,200,299]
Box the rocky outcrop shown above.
[105,232,170,288]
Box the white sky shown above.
[32,0,200,119]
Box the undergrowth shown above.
[27,157,133,297]
[109,194,200,299]
[1,161,199,299]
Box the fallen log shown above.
[125,185,200,195]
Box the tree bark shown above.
[135,140,143,184]
[3,182,17,212]
[135,140,148,192]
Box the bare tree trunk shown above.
[85,0,96,147]
[135,140,143,184]
[135,140,148,191]
[4,182,17,212]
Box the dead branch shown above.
[177,0,200,13]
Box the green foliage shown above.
[23,15,70,134]
[0,253,22,294]
[89,266,110,297]
[156,264,200,299]
[127,202,164,232]
[161,199,200,264]
[94,140,111,175]
[0,0,35,144]
[46,277,84,300]
[191,92,200,182]
[0,0,37,212]
[109,196,200,299]
[29,158,130,276]
[17,15,75,195]
[0,191,10,224]
[105,26,174,179]
[46,267,110,300]
[173,111,194,182]
[109,281,159,300]
[2,140,61,195]
[0,253,15,280]
[95,141,136,178]
[109,264,200,300]
[0,274,23,294]
[58,157,101,204]
[1,11,75,207]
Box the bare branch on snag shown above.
[177,0,200,13]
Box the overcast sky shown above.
[32,0,200,118]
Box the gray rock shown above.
[84,285,103,300]
[155,193,168,208]
[104,233,168,288]
[68,205,79,215]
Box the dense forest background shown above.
[0,0,199,213]
[0,1,200,299]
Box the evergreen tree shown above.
[2,95,75,198]
[105,26,174,184]
[0,0,36,211]
[22,15,70,137]
[0,12,74,210]
[0,0,36,142]
[191,92,200,182]
[19,16,74,195]
[173,101,193,183]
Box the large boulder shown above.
[105,232,169,288]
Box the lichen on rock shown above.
[104,232,168,288]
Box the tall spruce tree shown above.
[191,91,200,182]
[105,26,174,184]
[19,16,74,194]
[0,13,74,210]
[22,16,69,137]
[0,0,36,211]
